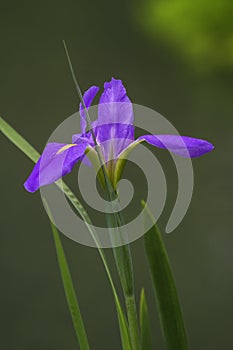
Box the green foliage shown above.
[139,289,152,350]
[139,0,233,70]
[142,201,189,349]
[45,201,90,350]
[0,116,131,350]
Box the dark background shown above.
[1,1,232,349]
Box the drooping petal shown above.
[79,85,99,134]
[71,134,94,145]
[138,134,214,158]
[71,135,95,167]
[24,141,88,192]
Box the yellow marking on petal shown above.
[56,143,76,155]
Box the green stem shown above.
[113,243,141,350]
[62,46,140,348]
[106,208,140,350]
[125,294,140,350]
[113,244,133,297]
[113,242,140,350]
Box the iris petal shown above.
[95,78,134,161]
[98,78,133,125]
[96,123,134,162]
[24,78,214,194]
[24,141,88,192]
[138,134,214,158]
[79,85,99,134]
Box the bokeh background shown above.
[1,1,233,349]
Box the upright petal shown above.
[138,134,214,158]
[98,78,133,125]
[24,141,88,192]
[96,78,134,161]
[96,123,134,162]
[79,86,99,134]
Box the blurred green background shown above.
[1,1,232,349]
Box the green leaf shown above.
[0,116,40,162]
[1,116,131,350]
[142,201,189,350]
[139,288,152,350]
[45,201,90,350]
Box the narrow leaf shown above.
[139,288,152,350]
[142,201,189,350]
[45,201,90,349]
[1,116,131,350]
[1,117,40,162]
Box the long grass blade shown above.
[139,288,152,350]
[0,117,40,162]
[142,201,189,350]
[0,116,131,350]
[45,200,90,349]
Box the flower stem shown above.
[125,293,140,350]
[112,243,140,350]
[106,209,140,350]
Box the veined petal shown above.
[98,78,134,125]
[138,134,214,158]
[24,141,88,192]
[79,85,99,134]
[96,78,134,162]
[96,123,134,162]
[71,135,94,167]
[72,134,94,146]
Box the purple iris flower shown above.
[24,78,214,193]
